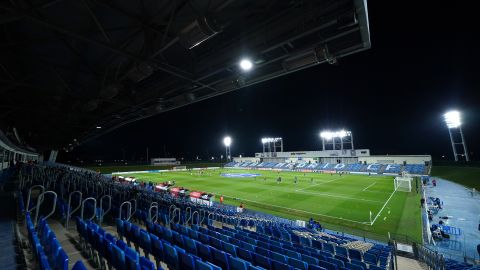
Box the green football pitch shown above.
[120,169,423,244]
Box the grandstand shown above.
[1,0,479,269]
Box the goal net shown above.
[394,176,412,192]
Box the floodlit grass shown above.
[431,166,480,190]
[121,169,422,243]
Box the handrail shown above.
[199,209,206,225]
[148,202,158,223]
[185,207,192,225]
[119,201,132,221]
[34,191,57,227]
[174,208,181,224]
[192,211,199,226]
[168,204,176,221]
[26,185,45,213]
[65,191,82,228]
[98,195,112,225]
[207,212,214,225]
[130,199,137,216]
[80,197,97,221]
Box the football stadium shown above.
[1,1,479,270]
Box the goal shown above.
[394,176,412,192]
[172,166,187,171]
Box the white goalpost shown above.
[394,172,413,192]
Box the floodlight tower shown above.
[444,111,469,161]
[223,136,232,161]
[320,130,354,150]
[261,137,283,157]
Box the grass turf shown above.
[121,169,422,244]
[431,166,480,190]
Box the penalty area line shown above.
[220,194,370,225]
[370,189,396,225]
[362,182,377,191]
[296,176,345,191]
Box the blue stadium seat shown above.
[318,259,338,270]
[289,257,308,270]
[72,260,87,270]
[323,243,334,254]
[344,262,364,270]
[149,234,163,269]
[211,247,230,270]
[56,249,69,270]
[256,246,270,257]
[196,242,212,261]
[285,249,301,260]
[223,242,237,256]
[237,247,253,262]
[253,253,271,270]
[199,233,210,244]
[350,259,367,270]
[139,257,156,270]
[271,260,293,270]
[117,239,128,251]
[162,242,179,270]
[116,219,124,239]
[270,251,288,264]
[363,253,377,265]
[196,260,222,270]
[348,249,362,261]
[301,254,319,265]
[229,256,250,270]
[335,246,348,257]
[139,230,152,257]
[111,244,126,270]
[125,246,140,270]
[210,237,223,250]
[327,257,344,268]
[179,251,196,270]
[184,237,197,255]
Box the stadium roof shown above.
[0,0,370,151]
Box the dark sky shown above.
[63,1,480,162]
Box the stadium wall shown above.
[233,157,260,163]
[358,155,431,165]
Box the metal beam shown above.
[81,0,113,44]
[1,5,220,93]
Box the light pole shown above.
[223,136,232,162]
[444,111,469,162]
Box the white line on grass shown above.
[362,182,377,191]
[370,189,397,225]
[220,194,371,225]
[296,176,344,191]
[294,190,384,204]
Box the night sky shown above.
[62,1,480,163]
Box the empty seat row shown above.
[76,218,157,270]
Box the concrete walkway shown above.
[397,256,426,270]
[424,178,480,262]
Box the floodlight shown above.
[223,136,232,147]
[320,130,351,139]
[96,126,102,129]
[261,137,282,143]
[239,59,253,71]
[320,131,333,140]
[444,110,461,128]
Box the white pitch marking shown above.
[296,176,344,191]
[370,189,397,225]
[294,190,385,204]
[363,182,377,191]
[219,195,371,225]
